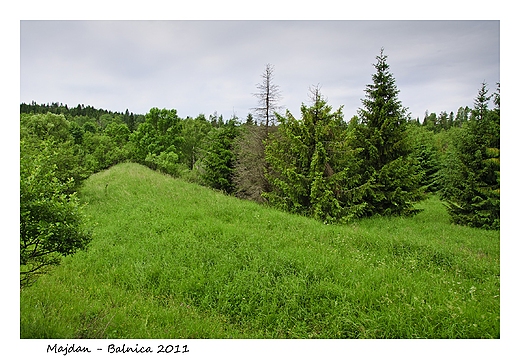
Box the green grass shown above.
[20,163,500,338]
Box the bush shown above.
[144,151,184,177]
[20,138,92,287]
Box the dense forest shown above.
[20,50,500,287]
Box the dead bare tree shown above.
[233,64,282,202]
[252,63,283,137]
[233,122,270,202]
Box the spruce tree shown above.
[264,86,364,222]
[407,124,441,193]
[233,121,271,203]
[440,83,500,229]
[351,48,423,217]
[201,117,240,194]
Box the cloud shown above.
[20,20,499,121]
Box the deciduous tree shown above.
[178,114,212,171]
[130,108,182,166]
[20,135,91,287]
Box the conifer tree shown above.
[234,65,282,202]
[252,63,282,137]
[201,117,240,194]
[440,83,500,229]
[350,48,424,216]
[233,121,270,202]
[264,86,364,222]
[407,124,441,193]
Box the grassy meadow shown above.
[20,163,500,339]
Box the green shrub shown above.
[20,138,92,287]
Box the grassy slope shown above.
[20,163,500,338]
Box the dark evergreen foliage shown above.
[350,49,424,217]
[201,118,240,194]
[407,124,442,193]
[439,83,500,230]
[264,86,365,222]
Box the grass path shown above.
[20,163,500,338]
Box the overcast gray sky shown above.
[20,20,499,122]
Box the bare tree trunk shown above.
[252,63,282,139]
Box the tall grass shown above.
[20,163,500,338]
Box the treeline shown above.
[20,50,499,286]
[20,101,145,132]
